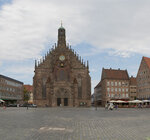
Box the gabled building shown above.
[98,68,130,106]
[129,76,137,100]
[24,85,33,104]
[137,56,150,100]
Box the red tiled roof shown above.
[102,68,129,80]
[130,76,136,85]
[24,85,33,92]
[143,56,150,69]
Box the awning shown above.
[110,100,128,103]
[142,100,150,103]
[128,100,143,103]
[109,100,116,103]
[0,99,5,103]
[115,100,128,103]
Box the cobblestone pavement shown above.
[0,107,150,140]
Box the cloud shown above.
[91,79,100,93]
[0,61,2,67]
[4,65,34,75]
[0,0,150,62]
[2,64,34,84]
[0,0,150,88]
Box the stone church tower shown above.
[33,25,91,107]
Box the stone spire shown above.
[87,60,89,69]
[57,22,66,47]
[35,60,37,68]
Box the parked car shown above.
[19,103,37,108]
[19,103,28,107]
[7,104,17,107]
[28,104,37,108]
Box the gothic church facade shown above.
[33,25,91,107]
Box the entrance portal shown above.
[57,98,61,106]
[64,98,68,106]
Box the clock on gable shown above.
[59,55,65,61]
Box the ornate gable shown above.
[33,24,91,107]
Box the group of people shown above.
[105,102,118,110]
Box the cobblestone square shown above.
[0,107,150,140]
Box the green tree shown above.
[23,87,30,102]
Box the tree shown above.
[23,87,30,102]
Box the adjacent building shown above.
[96,68,130,106]
[137,56,150,100]
[93,81,102,106]
[0,74,23,104]
[24,85,33,104]
[33,25,91,107]
[129,76,137,100]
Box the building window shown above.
[118,82,121,86]
[115,82,117,86]
[111,88,114,92]
[42,78,47,98]
[122,88,124,92]
[111,82,114,86]
[119,88,121,92]
[77,75,82,99]
[107,88,110,92]
[107,81,110,86]
[115,88,117,92]
[122,82,125,86]
[59,70,68,81]
[126,88,128,92]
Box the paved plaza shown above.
[0,107,150,140]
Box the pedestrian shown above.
[108,103,114,110]
[115,104,118,110]
[105,103,108,110]
[3,103,6,109]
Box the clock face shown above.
[59,55,65,61]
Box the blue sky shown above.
[0,0,149,93]
[0,0,12,6]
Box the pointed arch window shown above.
[42,78,47,99]
[57,69,69,81]
[77,74,82,99]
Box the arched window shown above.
[77,75,82,98]
[42,78,46,99]
[58,70,68,81]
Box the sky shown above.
[0,0,150,93]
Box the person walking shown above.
[105,103,108,110]
[115,104,118,110]
[108,103,114,110]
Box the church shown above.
[33,24,91,107]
